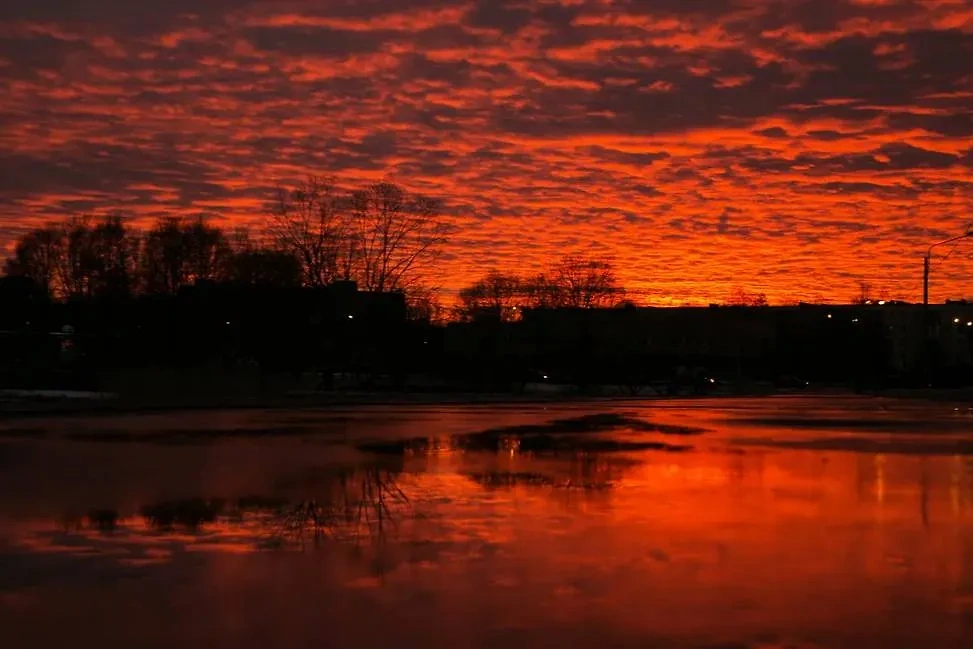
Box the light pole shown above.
[924,230,973,306]
[921,229,972,388]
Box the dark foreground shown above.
[1,397,971,648]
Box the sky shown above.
[0,0,971,304]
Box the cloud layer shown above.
[1,0,972,303]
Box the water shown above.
[1,397,972,648]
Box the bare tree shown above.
[2,225,63,297]
[853,280,872,305]
[142,217,186,294]
[405,285,445,322]
[141,216,229,294]
[58,216,97,298]
[270,176,349,287]
[350,182,448,293]
[458,271,523,321]
[522,273,564,309]
[228,249,302,287]
[90,216,140,298]
[727,288,768,307]
[58,216,139,299]
[552,256,624,308]
[519,259,623,310]
[182,217,230,284]
[226,225,255,254]
[456,257,625,316]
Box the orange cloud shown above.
[0,0,970,304]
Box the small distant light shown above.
[954,318,961,324]
[542,375,549,380]
[347,315,354,320]
[709,378,716,384]
[225,321,231,325]
[878,300,886,305]
[827,314,833,319]
[852,318,859,323]
[966,321,972,327]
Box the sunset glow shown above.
[1,0,971,303]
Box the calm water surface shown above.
[1,397,972,648]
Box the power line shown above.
[932,220,973,271]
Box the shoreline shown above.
[3,386,967,421]
[0,389,692,420]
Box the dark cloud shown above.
[877,143,961,170]
[755,127,789,138]
[243,26,396,57]
[0,0,970,303]
[0,35,98,77]
[466,0,532,32]
[0,146,223,200]
[0,0,248,33]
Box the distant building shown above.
[513,302,973,384]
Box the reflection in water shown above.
[141,498,223,530]
[1,399,973,648]
[85,508,120,533]
[269,467,411,548]
[358,412,699,456]
[465,454,637,491]
[53,466,416,553]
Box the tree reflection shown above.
[77,465,411,553]
[141,498,223,530]
[269,467,411,548]
[465,455,638,492]
[66,465,414,562]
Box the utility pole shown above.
[923,255,930,306]
[922,228,972,387]
[924,230,972,307]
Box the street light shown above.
[924,229,973,306]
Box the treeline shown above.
[2,177,449,305]
[456,262,778,321]
[457,258,627,321]
[5,174,781,320]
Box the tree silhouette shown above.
[459,256,625,317]
[405,285,444,322]
[2,226,62,297]
[57,216,139,299]
[183,217,231,284]
[4,175,452,304]
[142,217,187,294]
[551,256,624,308]
[521,273,562,309]
[351,182,448,293]
[141,216,229,293]
[227,249,302,287]
[59,217,97,298]
[727,288,768,307]
[853,280,872,305]
[520,256,623,308]
[270,175,350,287]
[90,216,140,298]
[458,271,522,321]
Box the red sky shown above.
[0,0,971,304]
